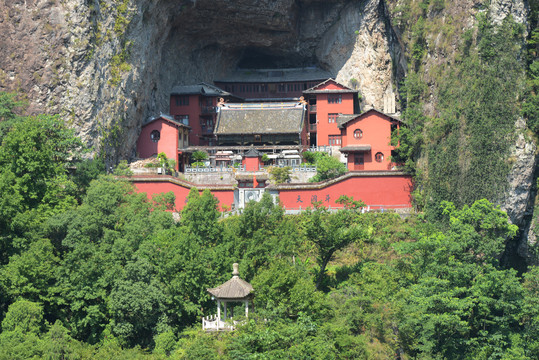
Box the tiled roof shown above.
[340,145,372,152]
[303,78,358,94]
[215,103,305,135]
[215,67,333,83]
[171,82,231,97]
[207,277,254,299]
[142,114,191,129]
[207,264,254,300]
[336,114,358,128]
[244,147,262,158]
[337,109,403,129]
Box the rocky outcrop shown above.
[501,119,537,227]
[0,0,406,162]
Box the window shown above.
[354,154,364,165]
[278,84,286,92]
[175,96,189,106]
[150,130,160,142]
[199,97,212,106]
[254,135,261,142]
[375,152,384,162]
[328,113,338,123]
[328,135,341,145]
[354,129,363,139]
[328,94,342,104]
[176,115,189,126]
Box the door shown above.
[354,153,364,171]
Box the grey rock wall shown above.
[0,0,405,162]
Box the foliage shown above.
[395,199,522,358]
[157,152,176,173]
[397,15,525,217]
[269,166,291,183]
[0,92,25,143]
[190,161,205,168]
[308,152,346,182]
[191,150,208,163]
[302,204,367,290]
[252,260,328,319]
[181,189,222,244]
[113,159,133,176]
[0,93,537,358]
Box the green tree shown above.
[191,150,208,163]
[269,166,292,183]
[0,115,82,209]
[303,205,366,289]
[1,299,44,334]
[396,200,523,358]
[309,153,346,182]
[252,260,328,319]
[181,188,222,244]
[0,92,25,143]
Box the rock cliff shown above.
[0,0,405,162]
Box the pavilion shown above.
[202,263,254,331]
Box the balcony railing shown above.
[202,315,243,331]
[309,105,317,112]
[309,145,332,153]
[200,106,217,114]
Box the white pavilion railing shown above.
[202,315,243,331]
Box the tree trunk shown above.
[315,253,333,290]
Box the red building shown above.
[337,109,402,171]
[302,79,359,147]
[169,83,233,146]
[136,114,190,171]
[214,67,332,101]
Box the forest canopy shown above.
[0,95,538,358]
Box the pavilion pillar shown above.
[217,300,221,330]
[245,300,249,318]
[224,301,227,320]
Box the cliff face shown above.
[0,0,536,261]
[0,0,405,161]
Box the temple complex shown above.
[131,67,412,212]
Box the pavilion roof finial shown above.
[207,262,253,300]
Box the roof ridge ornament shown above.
[232,263,240,278]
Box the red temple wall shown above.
[169,94,205,146]
[131,174,412,212]
[133,180,235,211]
[243,157,262,171]
[277,175,412,210]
